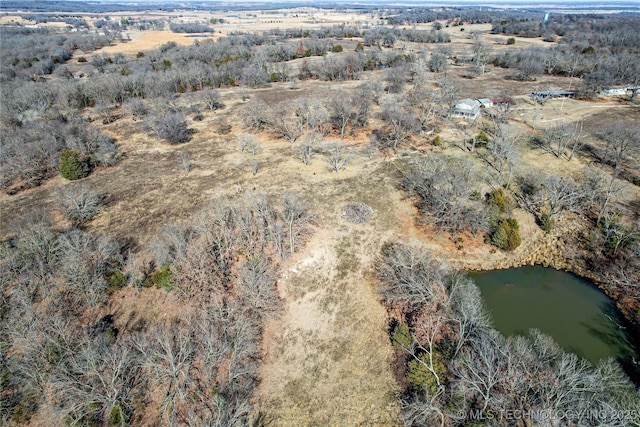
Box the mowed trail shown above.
[257,222,402,426]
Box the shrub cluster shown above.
[490,217,522,250]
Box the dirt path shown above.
[257,200,402,425]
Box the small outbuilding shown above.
[490,96,513,105]
[478,98,493,108]
[452,99,481,120]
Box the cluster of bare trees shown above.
[0,112,118,192]
[0,191,312,425]
[240,87,373,142]
[376,242,640,426]
[0,26,118,79]
[402,155,488,235]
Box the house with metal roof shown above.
[451,98,481,120]
[531,90,576,103]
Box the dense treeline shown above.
[490,16,640,90]
[0,26,118,79]
[0,194,311,425]
[169,23,215,34]
[377,242,640,426]
[389,7,535,25]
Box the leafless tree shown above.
[435,73,460,113]
[272,104,304,143]
[241,99,270,130]
[296,96,330,136]
[378,97,420,152]
[56,183,104,226]
[376,243,449,312]
[281,192,311,255]
[178,153,192,173]
[295,135,317,165]
[52,338,140,426]
[238,134,261,157]
[540,174,587,220]
[125,97,148,121]
[428,52,449,73]
[384,65,407,94]
[402,155,487,234]
[470,41,490,76]
[453,330,511,414]
[448,273,490,357]
[324,141,352,172]
[583,166,627,223]
[150,220,189,268]
[136,321,194,426]
[402,388,447,427]
[58,229,121,309]
[202,88,223,111]
[236,258,280,318]
[327,96,354,139]
[539,120,585,160]
[152,112,190,144]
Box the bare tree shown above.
[470,41,490,76]
[539,120,585,160]
[202,88,223,111]
[428,52,449,73]
[238,134,261,157]
[53,339,140,426]
[540,174,587,221]
[295,135,317,165]
[150,220,189,268]
[378,97,420,152]
[152,112,190,144]
[281,192,310,255]
[241,99,270,130]
[178,153,191,173]
[236,257,280,317]
[449,273,490,357]
[56,184,104,226]
[402,156,486,234]
[125,98,148,121]
[598,122,640,178]
[324,141,352,172]
[272,104,304,143]
[376,243,449,312]
[327,96,354,139]
[453,330,511,414]
[58,229,121,309]
[136,322,194,426]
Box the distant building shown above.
[452,99,481,120]
[601,87,627,96]
[531,90,576,103]
[490,96,513,105]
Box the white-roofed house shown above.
[451,98,481,120]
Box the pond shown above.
[469,266,638,380]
